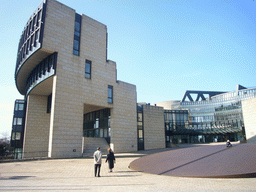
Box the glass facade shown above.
[73,13,82,55]
[85,60,91,79]
[11,99,26,159]
[165,87,256,145]
[26,52,57,96]
[108,85,113,104]
[137,105,144,150]
[83,108,111,142]
[15,1,46,74]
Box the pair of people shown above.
[93,147,116,177]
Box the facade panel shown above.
[242,97,256,143]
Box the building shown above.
[155,85,256,146]
[11,0,256,159]
[10,100,26,159]
[13,0,138,159]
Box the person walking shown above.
[105,148,115,172]
[93,147,102,177]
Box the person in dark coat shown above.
[226,140,232,147]
[105,148,115,172]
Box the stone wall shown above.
[22,0,137,158]
[242,97,256,143]
[23,95,50,158]
[143,105,165,150]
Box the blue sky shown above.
[0,0,256,137]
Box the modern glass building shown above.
[157,85,256,146]
[11,100,26,159]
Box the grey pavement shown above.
[0,145,256,192]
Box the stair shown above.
[83,137,110,157]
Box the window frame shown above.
[85,60,91,79]
[73,13,81,56]
[108,85,113,104]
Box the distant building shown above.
[11,0,256,159]
[11,100,26,159]
[155,85,256,147]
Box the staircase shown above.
[83,137,110,157]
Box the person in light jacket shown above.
[105,148,115,172]
[93,147,102,177]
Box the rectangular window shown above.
[138,130,143,138]
[47,94,52,113]
[73,13,81,56]
[85,60,91,79]
[12,133,16,140]
[17,118,23,125]
[13,118,17,125]
[13,118,22,125]
[15,132,21,140]
[74,21,81,36]
[15,103,19,111]
[108,85,113,104]
[138,113,143,121]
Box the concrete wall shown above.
[110,81,137,152]
[23,95,50,158]
[143,105,165,150]
[242,97,256,143]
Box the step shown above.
[83,137,110,157]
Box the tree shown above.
[0,131,11,158]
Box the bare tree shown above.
[0,130,11,158]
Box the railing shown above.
[166,126,242,135]
[25,52,57,96]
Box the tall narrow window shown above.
[137,105,144,150]
[47,94,52,113]
[73,13,81,55]
[108,85,113,104]
[85,60,91,79]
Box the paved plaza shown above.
[0,145,256,192]
[130,143,256,178]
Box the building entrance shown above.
[83,108,111,143]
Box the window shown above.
[47,94,52,113]
[15,2,46,73]
[17,118,22,125]
[137,106,144,150]
[15,101,24,111]
[73,13,81,55]
[13,118,23,125]
[108,85,113,103]
[85,60,91,79]
[138,130,143,138]
[15,132,21,140]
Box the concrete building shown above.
[13,0,138,158]
[11,0,256,159]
